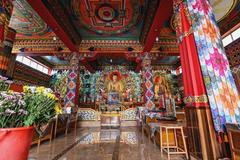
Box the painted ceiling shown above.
[9,0,240,69]
[9,0,54,39]
[11,0,239,40]
[54,0,147,40]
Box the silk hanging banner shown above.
[64,70,78,108]
[185,0,240,132]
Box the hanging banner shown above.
[186,0,240,132]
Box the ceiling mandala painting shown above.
[70,0,146,40]
[9,0,53,39]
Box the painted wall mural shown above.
[79,66,143,103]
[50,70,69,99]
[186,0,240,132]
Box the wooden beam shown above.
[13,52,70,57]
[136,0,173,72]
[143,0,173,52]
[26,0,78,52]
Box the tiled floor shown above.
[28,127,187,160]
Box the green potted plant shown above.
[0,82,58,160]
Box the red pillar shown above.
[174,1,221,159]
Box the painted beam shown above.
[143,0,173,52]
[12,52,70,57]
[136,0,173,72]
[26,0,78,52]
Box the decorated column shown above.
[64,53,80,108]
[0,1,15,76]
[142,52,155,110]
[174,0,240,159]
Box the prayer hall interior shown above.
[1,0,240,160]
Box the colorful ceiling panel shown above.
[9,0,53,39]
[68,0,147,40]
[209,0,237,22]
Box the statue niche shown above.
[105,71,125,104]
[107,73,123,92]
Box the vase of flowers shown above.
[0,85,58,160]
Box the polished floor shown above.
[28,127,187,160]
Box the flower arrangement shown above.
[0,85,60,128]
[0,75,13,91]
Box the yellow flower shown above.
[36,87,45,94]
[47,93,57,100]
[8,90,13,93]
[23,86,29,93]
[54,103,62,114]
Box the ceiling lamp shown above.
[57,47,63,52]
[156,37,159,42]
[127,47,134,51]
[53,36,57,41]
[88,47,95,51]
[19,48,25,52]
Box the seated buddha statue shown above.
[107,73,124,93]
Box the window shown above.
[22,57,30,66]
[16,56,51,75]
[37,65,43,72]
[43,67,48,74]
[16,56,23,62]
[222,35,233,47]
[222,26,240,47]
[231,28,240,40]
[30,61,37,69]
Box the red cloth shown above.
[9,83,23,92]
[0,25,4,42]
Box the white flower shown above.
[5,109,16,114]
[29,86,36,93]
[5,80,13,84]
[18,109,28,115]
[0,76,8,81]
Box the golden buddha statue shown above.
[107,73,124,93]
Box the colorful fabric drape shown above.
[64,70,78,108]
[186,0,240,132]
[142,53,155,110]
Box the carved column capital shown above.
[141,52,152,70]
